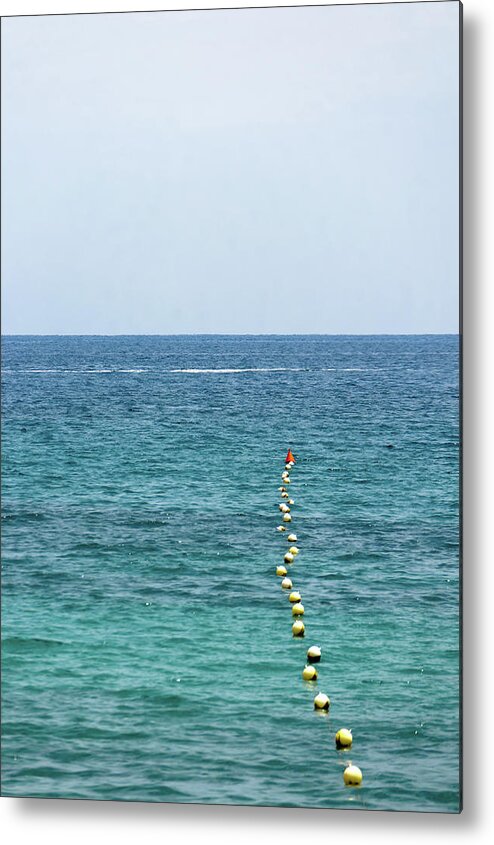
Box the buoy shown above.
[284,478,291,484]
[343,765,362,786]
[289,591,301,603]
[288,499,295,505]
[302,665,318,681]
[276,565,287,576]
[313,692,330,711]
[281,491,289,499]
[283,514,292,522]
[281,577,293,590]
[278,503,286,512]
[286,449,296,464]
[278,486,285,492]
[307,645,321,663]
[335,729,353,749]
[287,533,297,542]
[280,505,290,513]
[284,552,294,564]
[289,546,299,556]
[292,602,304,616]
[276,525,286,532]
[292,620,305,637]
[281,471,289,479]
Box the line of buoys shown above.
[273,449,363,791]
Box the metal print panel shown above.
[1,1,462,813]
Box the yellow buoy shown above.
[276,565,287,576]
[289,546,299,556]
[307,645,321,663]
[291,602,304,616]
[289,591,301,603]
[292,620,305,637]
[335,729,353,749]
[313,692,330,711]
[302,665,318,681]
[287,533,297,542]
[284,552,294,564]
[281,577,293,590]
[284,478,291,484]
[343,764,362,786]
[283,514,292,522]
[285,463,292,470]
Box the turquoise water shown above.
[1,335,460,811]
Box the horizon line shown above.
[1,331,460,338]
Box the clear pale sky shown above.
[1,2,460,334]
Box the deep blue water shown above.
[1,335,460,811]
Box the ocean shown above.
[1,334,460,812]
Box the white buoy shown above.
[291,602,304,616]
[284,478,291,484]
[280,504,290,513]
[307,645,321,663]
[343,764,362,786]
[313,692,330,711]
[335,729,353,749]
[284,552,294,564]
[281,577,293,590]
[289,591,301,603]
[276,525,286,532]
[292,620,305,637]
[289,546,299,556]
[288,499,295,505]
[287,533,297,542]
[281,491,289,499]
[283,514,292,522]
[278,503,285,512]
[302,665,318,681]
[276,565,287,576]
[278,486,285,492]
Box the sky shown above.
[1,2,460,334]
